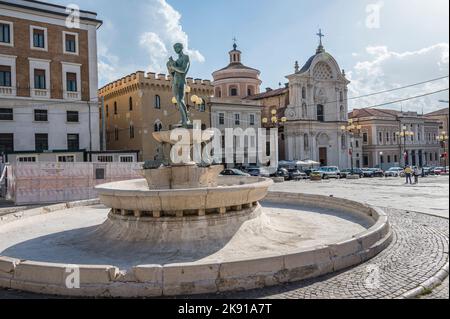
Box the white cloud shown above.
[348,43,449,113]
[139,0,205,73]
[97,0,204,85]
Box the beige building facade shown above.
[349,108,442,169]
[425,107,449,167]
[98,71,213,162]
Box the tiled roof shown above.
[425,107,449,117]
[246,87,288,100]
[349,108,400,119]
[215,62,259,73]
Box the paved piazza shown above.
[0,176,448,299]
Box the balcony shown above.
[0,86,15,97]
[31,88,50,99]
[64,91,81,101]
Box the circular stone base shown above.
[0,193,392,297]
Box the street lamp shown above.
[262,109,287,127]
[396,126,414,166]
[171,86,205,112]
[341,119,362,174]
[436,131,449,172]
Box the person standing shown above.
[404,166,413,184]
[413,167,421,184]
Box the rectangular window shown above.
[355,140,360,148]
[65,34,76,53]
[129,125,135,139]
[0,23,11,44]
[67,111,79,123]
[33,28,45,48]
[250,114,255,126]
[34,109,48,122]
[387,155,391,163]
[363,133,368,143]
[58,155,75,162]
[0,108,13,121]
[17,156,37,163]
[66,72,77,92]
[363,155,369,166]
[35,133,48,152]
[394,155,398,163]
[234,114,240,126]
[379,132,383,144]
[98,155,113,163]
[120,156,134,163]
[219,113,225,125]
[0,133,14,152]
[386,132,390,142]
[34,69,46,89]
[95,168,105,180]
[67,134,79,151]
[0,65,11,87]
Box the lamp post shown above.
[262,109,287,128]
[396,126,414,166]
[437,131,449,172]
[340,119,362,174]
[379,151,384,171]
[171,86,205,122]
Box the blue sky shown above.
[49,0,449,112]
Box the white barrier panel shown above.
[8,162,143,205]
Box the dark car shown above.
[271,168,290,180]
[246,167,271,177]
[287,169,308,181]
[340,168,364,178]
[361,168,375,178]
[220,169,250,177]
[369,168,385,177]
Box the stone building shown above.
[211,43,264,167]
[349,108,442,169]
[0,0,101,163]
[98,71,213,162]
[425,107,449,166]
[281,37,351,167]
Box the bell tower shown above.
[229,38,242,64]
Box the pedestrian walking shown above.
[404,166,413,184]
[413,167,420,184]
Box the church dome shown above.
[212,43,262,99]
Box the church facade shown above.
[282,37,351,168]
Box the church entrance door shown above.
[319,147,328,166]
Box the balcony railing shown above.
[32,88,50,98]
[0,86,15,96]
[64,91,81,100]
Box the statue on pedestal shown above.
[167,43,191,128]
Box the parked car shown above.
[368,168,385,177]
[287,169,308,181]
[271,168,290,180]
[246,167,271,177]
[385,167,403,177]
[313,166,341,179]
[422,167,433,176]
[360,168,375,178]
[220,169,250,177]
[432,167,445,175]
[340,168,364,178]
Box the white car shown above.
[314,166,341,179]
[385,167,403,177]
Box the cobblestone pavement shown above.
[0,208,448,299]
[191,209,449,299]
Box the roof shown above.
[247,87,288,100]
[299,55,316,74]
[215,62,259,73]
[350,108,400,119]
[424,107,449,117]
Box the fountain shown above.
[0,44,392,298]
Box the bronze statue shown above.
[167,43,191,128]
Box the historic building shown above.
[211,43,264,167]
[349,108,442,169]
[0,0,101,163]
[281,34,351,167]
[425,107,449,167]
[98,71,213,162]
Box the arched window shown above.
[230,86,238,97]
[247,86,254,96]
[317,105,324,122]
[304,134,309,150]
[154,121,163,132]
[155,95,161,109]
[129,97,133,111]
[302,103,307,118]
[114,102,118,115]
[302,87,306,99]
[215,87,222,98]
[340,105,345,120]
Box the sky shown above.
[49,0,449,113]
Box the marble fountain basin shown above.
[95,176,273,217]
